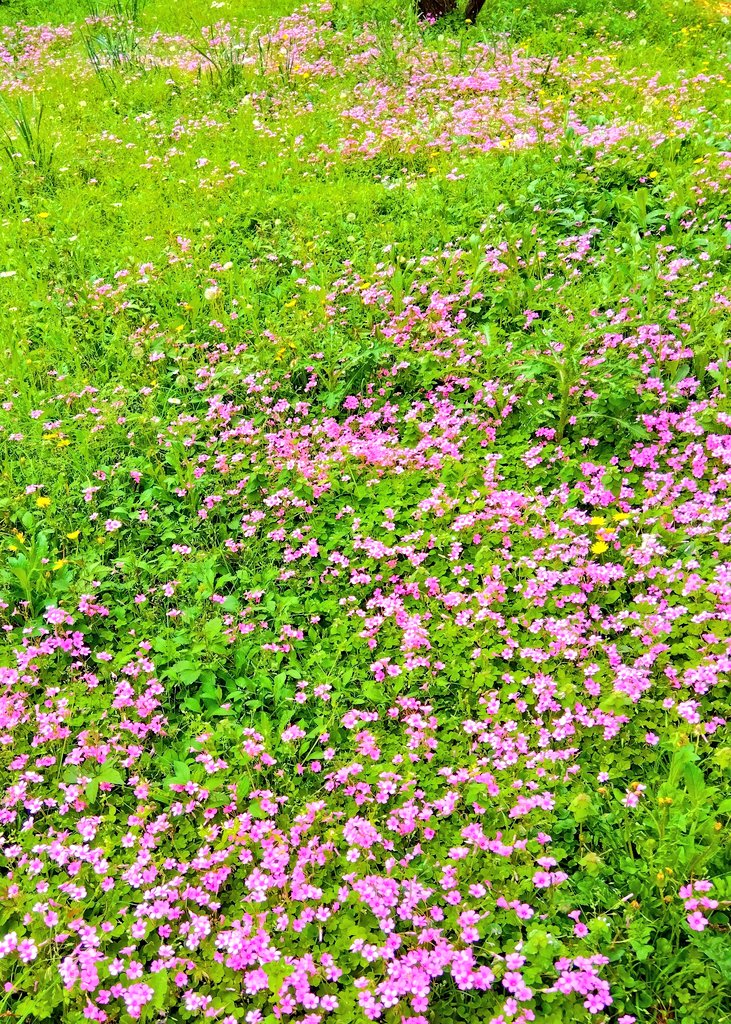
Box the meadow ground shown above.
[0,0,729,1021]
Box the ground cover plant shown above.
[0,0,729,1020]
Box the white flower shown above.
[204,285,220,301]
[0,270,16,278]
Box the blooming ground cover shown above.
[0,0,730,1020]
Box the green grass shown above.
[0,0,730,1021]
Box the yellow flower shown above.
[56,439,71,449]
[591,541,608,555]
[589,516,606,526]
[36,496,51,508]
[53,559,67,570]
[12,530,24,542]
[612,512,629,522]
[284,298,297,308]
[66,530,80,541]
[37,212,50,219]
[7,543,17,552]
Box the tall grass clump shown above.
[0,95,55,175]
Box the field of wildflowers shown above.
[0,0,729,1020]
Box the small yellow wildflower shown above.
[12,530,24,542]
[37,212,50,219]
[66,530,80,541]
[591,541,608,555]
[612,513,629,522]
[589,516,606,526]
[56,439,71,449]
[36,496,51,508]
[53,559,67,570]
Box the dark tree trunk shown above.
[416,0,487,21]
[464,0,487,21]
[417,0,458,19]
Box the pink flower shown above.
[281,724,306,743]
[16,939,37,963]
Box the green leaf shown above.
[689,932,731,981]
[149,968,168,1007]
[569,792,595,823]
[683,762,706,804]
[265,961,294,994]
